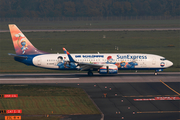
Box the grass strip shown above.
[0,85,101,115]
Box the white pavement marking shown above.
[0,78,79,80]
[1,28,180,33]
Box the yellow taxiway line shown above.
[160,80,180,95]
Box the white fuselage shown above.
[32,53,173,70]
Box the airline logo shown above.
[160,62,165,67]
[117,55,147,59]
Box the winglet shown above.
[63,48,75,62]
[63,48,69,54]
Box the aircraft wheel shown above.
[88,71,93,76]
[154,72,158,76]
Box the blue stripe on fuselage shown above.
[118,68,165,70]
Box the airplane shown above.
[8,24,173,76]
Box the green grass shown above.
[0,96,98,114]
[0,30,179,73]
[0,19,180,30]
[0,85,101,115]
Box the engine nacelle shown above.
[99,64,118,74]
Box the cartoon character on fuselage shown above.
[66,62,77,69]
[106,56,116,64]
[57,56,66,68]
[120,61,138,68]
[126,61,138,68]
[57,56,77,69]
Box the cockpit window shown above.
[160,58,166,60]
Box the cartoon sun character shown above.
[20,38,28,54]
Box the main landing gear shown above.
[88,71,93,76]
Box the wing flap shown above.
[78,62,103,71]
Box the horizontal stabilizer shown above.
[8,53,28,59]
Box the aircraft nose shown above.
[167,60,173,67]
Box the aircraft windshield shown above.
[160,58,166,60]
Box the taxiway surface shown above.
[0,72,179,84]
[58,82,180,120]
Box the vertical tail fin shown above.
[9,24,47,55]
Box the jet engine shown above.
[99,64,118,74]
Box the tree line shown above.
[0,0,179,18]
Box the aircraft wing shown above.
[62,48,103,71]
[78,62,103,71]
[8,53,28,59]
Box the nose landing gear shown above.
[154,70,158,76]
[154,72,158,76]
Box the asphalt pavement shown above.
[58,82,180,120]
[0,72,179,84]
[0,72,179,120]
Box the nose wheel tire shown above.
[154,72,158,76]
[88,71,93,76]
